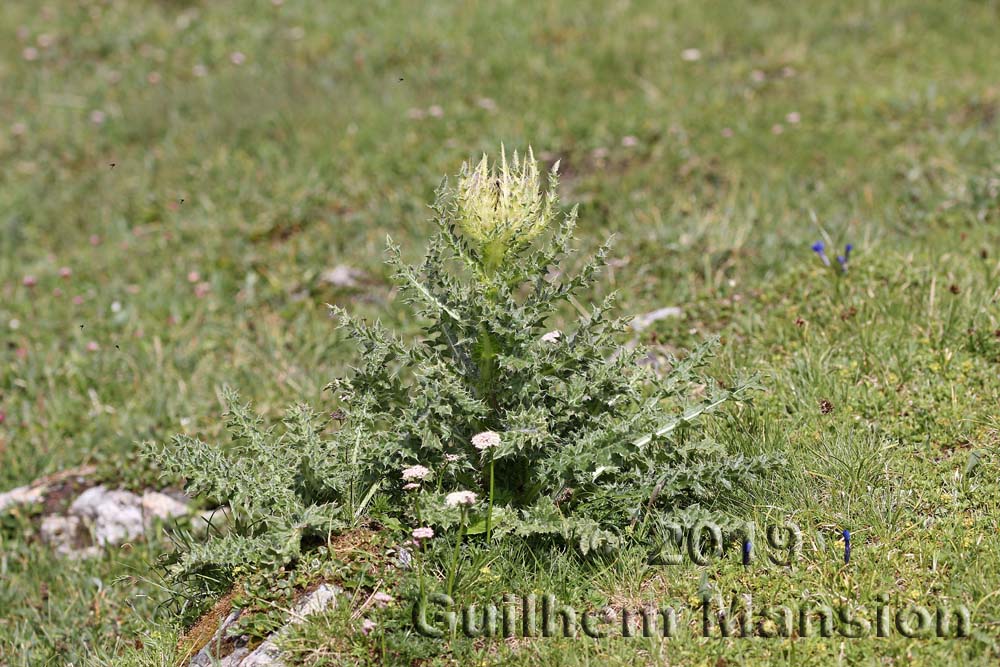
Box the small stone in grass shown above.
[321,265,365,288]
[631,307,683,332]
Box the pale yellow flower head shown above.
[454,147,558,267]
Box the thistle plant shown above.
[332,147,775,549]
[147,148,777,585]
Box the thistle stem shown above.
[475,325,501,414]
[446,507,467,597]
[413,493,425,599]
[486,454,495,542]
[416,547,425,600]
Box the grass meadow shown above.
[2,1,1000,665]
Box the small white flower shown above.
[412,526,434,540]
[373,592,394,606]
[402,482,420,490]
[471,431,500,451]
[444,453,461,463]
[445,490,478,507]
[361,618,376,635]
[785,111,801,124]
[401,464,431,481]
[621,135,639,148]
[680,48,701,62]
[541,330,561,343]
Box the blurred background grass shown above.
[2,1,999,664]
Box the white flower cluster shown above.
[401,465,431,481]
[471,431,501,451]
[412,526,434,540]
[445,490,478,507]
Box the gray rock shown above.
[320,265,364,288]
[293,584,339,618]
[68,485,190,548]
[219,648,251,666]
[39,515,95,557]
[189,610,243,667]
[393,545,413,570]
[239,584,340,666]
[239,639,283,666]
[0,466,97,516]
[194,506,233,536]
[187,585,340,667]
[0,484,46,514]
[4,470,193,558]
[141,490,190,527]
[68,486,146,546]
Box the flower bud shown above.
[454,147,557,267]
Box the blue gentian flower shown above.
[836,244,853,272]
[842,529,851,564]
[742,539,752,566]
[811,241,830,266]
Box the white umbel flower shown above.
[412,526,435,540]
[445,490,478,507]
[401,465,431,481]
[471,431,501,451]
